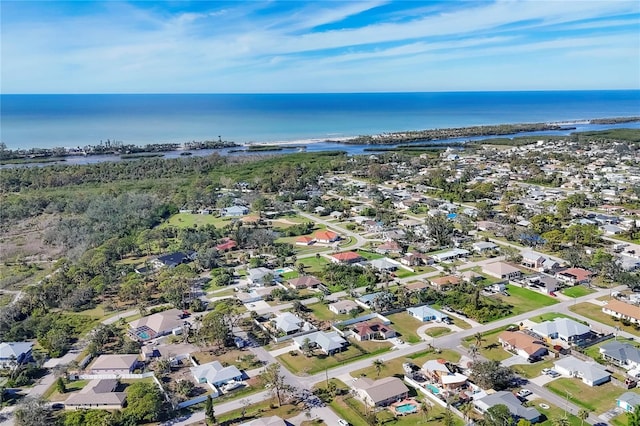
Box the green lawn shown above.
[462,325,514,361]
[352,348,461,378]
[562,286,595,298]
[162,212,235,229]
[356,250,384,261]
[394,269,417,279]
[300,256,331,273]
[511,359,556,378]
[570,302,640,337]
[44,379,89,401]
[217,401,306,425]
[425,327,452,338]
[545,378,639,413]
[529,312,588,324]
[534,399,584,426]
[502,284,559,315]
[306,302,349,322]
[387,312,422,343]
[277,340,390,375]
[339,236,358,248]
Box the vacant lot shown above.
[387,312,422,343]
[570,302,640,337]
[163,212,233,229]
[352,348,461,378]
[545,378,639,413]
[461,325,514,361]
[562,286,595,298]
[534,399,583,426]
[530,312,588,324]
[502,284,559,315]
[277,339,390,375]
[299,256,331,273]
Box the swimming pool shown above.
[396,403,417,414]
[137,331,150,339]
[427,384,440,394]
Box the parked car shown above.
[338,419,350,426]
[517,389,532,398]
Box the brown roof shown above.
[405,281,428,291]
[430,275,460,287]
[288,275,322,288]
[604,299,640,321]
[354,320,394,337]
[498,331,547,356]
[314,230,338,241]
[559,268,593,282]
[353,376,409,404]
[331,251,363,262]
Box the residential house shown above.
[556,268,593,285]
[472,241,498,253]
[0,342,33,369]
[328,300,359,315]
[356,292,387,308]
[287,275,321,290]
[400,252,432,267]
[222,206,249,217]
[64,379,126,410]
[329,251,363,264]
[191,360,243,390]
[498,331,548,359]
[407,306,449,323]
[603,300,640,324]
[422,359,467,390]
[313,230,340,244]
[352,377,409,407]
[530,318,591,343]
[152,251,196,268]
[129,308,189,341]
[431,249,470,263]
[554,356,610,386]
[460,271,483,283]
[272,312,304,335]
[404,281,429,292]
[522,251,552,270]
[293,331,347,355]
[474,391,541,423]
[599,341,640,370]
[482,262,522,280]
[368,258,398,272]
[617,392,640,413]
[376,240,403,255]
[430,275,460,291]
[353,320,396,341]
[247,267,279,285]
[88,354,139,375]
[295,236,315,246]
[526,274,559,294]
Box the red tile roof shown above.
[331,251,363,262]
[314,230,339,241]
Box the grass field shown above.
[534,399,584,426]
[217,401,306,425]
[299,256,331,273]
[461,325,514,361]
[545,378,639,413]
[425,327,452,338]
[306,302,349,322]
[387,312,422,343]
[356,250,384,261]
[502,284,559,315]
[529,312,588,324]
[352,348,461,378]
[44,379,89,401]
[511,359,555,378]
[277,340,390,375]
[570,302,640,337]
[162,212,235,229]
[562,286,595,298]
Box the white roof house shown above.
[293,331,347,355]
[407,305,448,323]
[191,361,243,389]
[482,262,522,280]
[0,342,33,368]
[128,308,187,340]
[472,241,498,252]
[273,312,304,334]
[247,267,279,285]
[530,318,591,342]
[432,248,470,262]
[474,391,541,423]
[89,354,139,375]
[554,356,610,386]
[352,376,409,407]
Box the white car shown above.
[517,389,532,398]
[337,419,350,426]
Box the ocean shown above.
[1,91,639,150]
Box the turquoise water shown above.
[137,331,150,339]
[427,384,440,394]
[396,403,417,414]
[1,91,638,149]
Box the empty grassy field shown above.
[461,325,514,361]
[562,286,595,298]
[387,312,422,343]
[545,378,640,413]
[299,256,331,273]
[529,312,588,324]
[502,284,559,315]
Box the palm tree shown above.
[552,416,571,426]
[372,359,384,377]
[420,401,430,423]
[578,409,590,426]
[460,401,474,422]
[474,332,484,348]
[469,344,479,360]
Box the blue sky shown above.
[2,1,639,93]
